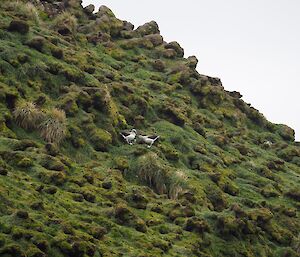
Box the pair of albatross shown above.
[120,129,159,148]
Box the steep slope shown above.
[0,1,299,257]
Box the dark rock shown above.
[8,20,29,34]
[84,4,95,15]
[186,56,198,69]
[161,48,177,59]
[87,32,111,45]
[97,5,115,18]
[144,34,163,46]
[123,21,134,31]
[207,76,222,87]
[135,21,160,36]
[228,91,242,98]
[165,41,184,57]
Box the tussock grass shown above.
[13,101,43,130]
[39,108,67,145]
[134,152,187,199]
[52,12,78,35]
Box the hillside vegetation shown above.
[0,1,299,256]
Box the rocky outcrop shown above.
[165,41,184,57]
[135,21,160,36]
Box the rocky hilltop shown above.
[0,1,299,256]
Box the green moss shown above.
[88,126,112,151]
[0,2,298,256]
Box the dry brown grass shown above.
[39,108,67,145]
[13,101,43,130]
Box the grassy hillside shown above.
[0,1,299,256]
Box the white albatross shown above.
[138,134,160,148]
[120,129,137,145]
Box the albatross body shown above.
[138,135,160,148]
[120,129,137,145]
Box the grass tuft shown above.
[5,1,40,25]
[134,152,187,199]
[52,11,77,36]
[13,101,43,130]
[39,108,67,145]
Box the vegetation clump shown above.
[39,108,67,145]
[13,101,43,130]
[52,12,78,36]
[133,152,187,199]
[8,20,29,34]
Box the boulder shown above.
[144,34,163,46]
[277,124,295,141]
[87,32,111,45]
[186,56,198,69]
[135,21,160,36]
[165,41,184,57]
[97,5,115,18]
[228,91,242,98]
[207,76,222,87]
[83,4,95,15]
[8,20,29,34]
[64,0,82,8]
[152,59,165,72]
[123,21,134,31]
[161,49,177,59]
